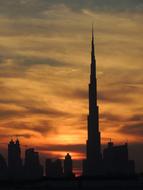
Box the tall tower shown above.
[83,27,102,176]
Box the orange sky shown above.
[0,0,143,173]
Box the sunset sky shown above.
[0,0,143,173]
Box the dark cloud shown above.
[0,55,69,77]
[0,19,87,37]
[55,84,139,103]
[119,122,143,136]
[71,89,88,99]
[30,120,55,135]
[37,143,85,154]
[2,120,55,136]
[128,114,143,122]
[0,109,24,120]
[17,56,69,68]
[26,106,71,117]
[0,0,142,18]
[0,133,32,139]
[98,88,133,104]
[0,98,72,120]
[58,89,88,100]
[100,112,143,125]
[0,98,73,136]
[100,112,124,122]
[64,0,143,13]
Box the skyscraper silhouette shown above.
[8,139,23,179]
[103,140,135,175]
[45,158,53,177]
[83,27,102,176]
[0,153,7,179]
[82,28,135,177]
[64,153,74,177]
[45,158,63,178]
[24,148,43,179]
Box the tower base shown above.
[82,159,103,177]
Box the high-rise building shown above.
[64,153,74,177]
[0,154,7,179]
[53,159,63,177]
[103,141,135,175]
[83,28,135,177]
[83,27,102,176]
[8,139,23,178]
[45,158,63,178]
[24,148,43,179]
[45,158,53,177]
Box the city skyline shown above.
[0,0,143,174]
[0,31,136,178]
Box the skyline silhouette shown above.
[0,1,143,189]
[0,0,143,178]
[0,29,137,179]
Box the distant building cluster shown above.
[45,153,74,178]
[0,139,74,180]
[0,139,43,180]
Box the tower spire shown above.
[83,26,102,176]
[90,25,96,83]
[92,24,94,50]
[90,25,97,106]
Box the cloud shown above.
[0,109,24,120]
[0,133,32,139]
[0,102,71,121]
[26,106,71,117]
[2,120,55,136]
[53,81,143,103]
[54,88,88,100]
[100,112,124,122]
[37,143,85,154]
[0,0,143,18]
[128,114,143,122]
[0,55,69,76]
[19,56,68,67]
[98,90,132,103]
[119,122,143,136]
[70,89,88,99]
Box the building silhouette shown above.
[0,153,7,179]
[8,139,23,179]
[45,158,53,177]
[53,159,63,177]
[45,158,63,178]
[103,140,135,175]
[83,28,135,177]
[83,27,102,176]
[64,153,74,177]
[24,148,43,179]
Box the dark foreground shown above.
[0,176,143,190]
